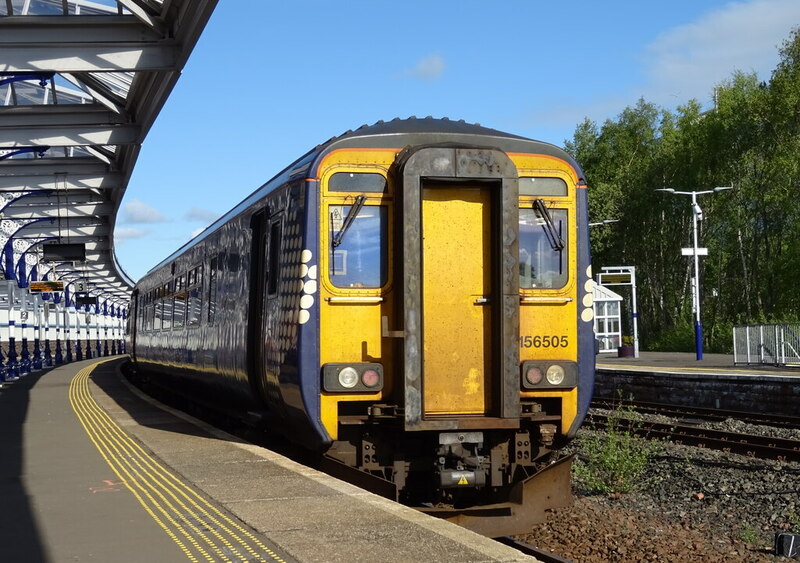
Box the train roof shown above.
[318,117,529,145]
[141,118,582,279]
[315,117,577,163]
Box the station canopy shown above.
[0,0,218,309]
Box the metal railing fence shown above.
[733,323,800,366]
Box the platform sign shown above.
[597,272,632,285]
[76,293,97,307]
[42,242,86,262]
[29,281,64,292]
[681,247,708,256]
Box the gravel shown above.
[519,411,800,562]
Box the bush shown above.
[573,402,660,494]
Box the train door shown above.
[421,183,492,416]
[247,210,268,398]
[129,288,139,357]
[248,207,283,406]
[398,146,521,430]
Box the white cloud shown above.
[185,206,220,223]
[523,0,800,146]
[114,227,150,243]
[642,0,800,103]
[407,54,445,81]
[121,199,167,223]
[189,227,206,239]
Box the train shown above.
[127,118,595,537]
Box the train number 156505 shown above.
[520,335,569,348]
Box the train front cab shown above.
[316,143,590,535]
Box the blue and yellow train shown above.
[128,118,595,536]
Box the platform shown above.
[594,351,800,416]
[0,358,535,562]
[597,351,800,378]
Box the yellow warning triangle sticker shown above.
[457,476,469,486]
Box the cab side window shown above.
[329,204,387,288]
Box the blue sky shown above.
[115,0,800,281]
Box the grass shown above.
[738,523,760,545]
[573,397,661,494]
[789,512,800,532]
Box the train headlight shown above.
[338,367,359,388]
[546,365,566,385]
[525,366,543,386]
[322,363,384,392]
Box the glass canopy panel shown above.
[1,80,93,107]
[27,0,64,15]
[5,0,122,16]
[91,72,134,99]
[10,82,49,105]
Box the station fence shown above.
[733,323,800,366]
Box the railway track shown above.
[496,537,573,562]
[591,398,800,429]
[587,412,800,462]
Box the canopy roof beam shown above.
[0,157,112,177]
[0,172,122,191]
[0,16,178,73]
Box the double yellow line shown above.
[69,361,288,563]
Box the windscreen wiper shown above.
[533,199,564,251]
[332,195,366,248]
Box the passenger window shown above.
[329,204,387,288]
[208,256,218,325]
[519,177,568,196]
[173,275,186,328]
[162,300,173,331]
[329,172,387,193]
[154,299,163,330]
[519,208,568,289]
[187,265,203,326]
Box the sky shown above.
[114,0,800,281]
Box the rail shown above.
[733,323,800,366]
[591,398,800,429]
[588,413,800,463]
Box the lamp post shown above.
[657,186,732,360]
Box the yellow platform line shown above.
[69,360,287,563]
[74,379,260,562]
[72,375,233,562]
[73,365,283,561]
[70,362,277,562]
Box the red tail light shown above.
[526,366,543,385]
[361,369,380,388]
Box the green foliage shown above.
[570,27,800,350]
[573,403,660,494]
[738,523,761,545]
[789,512,800,532]
[645,320,695,353]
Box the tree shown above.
[566,27,800,352]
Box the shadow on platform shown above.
[0,370,50,561]
[88,358,223,440]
